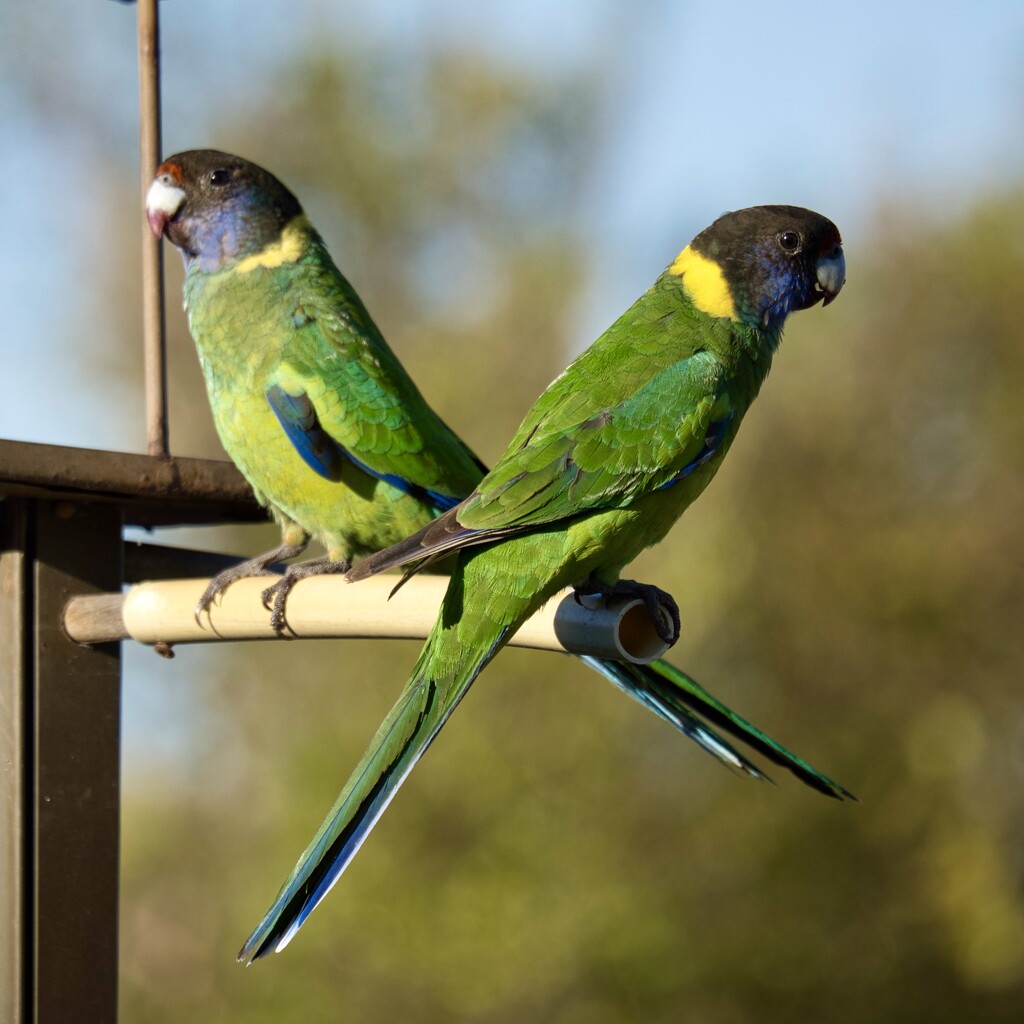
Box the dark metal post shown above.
[1,440,260,1023]
[1,498,123,1023]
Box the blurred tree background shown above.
[3,3,1024,1022]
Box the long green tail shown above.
[239,619,851,961]
[237,606,509,963]
[239,646,851,963]
[586,656,855,800]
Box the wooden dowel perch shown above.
[63,576,672,665]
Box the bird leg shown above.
[194,540,308,625]
[575,576,681,646]
[261,556,352,636]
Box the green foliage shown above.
[115,42,1024,1024]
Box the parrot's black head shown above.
[146,150,304,272]
[690,205,845,332]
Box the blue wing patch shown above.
[661,411,734,489]
[266,384,461,512]
[343,450,462,512]
[266,384,347,481]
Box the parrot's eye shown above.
[777,231,801,253]
[209,169,232,187]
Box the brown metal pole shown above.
[138,0,169,458]
[0,502,29,1024]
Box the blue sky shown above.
[1,1,1022,450]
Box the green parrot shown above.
[145,153,849,962]
[146,151,486,626]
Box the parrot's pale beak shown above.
[815,243,846,306]
[146,204,169,238]
[145,174,186,238]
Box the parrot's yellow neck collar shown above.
[669,246,738,322]
[234,215,312,274]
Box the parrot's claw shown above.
[576,577,681,646]
[260,556,351,636]
[193,542,309,627]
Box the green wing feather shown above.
[454,274,743,533]
[349,279,742,582]
[462,349,732,530]
[270,257,485,501]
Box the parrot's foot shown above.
[260,556,351,636]
[194,542,308,626]
[576,577,681,646]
